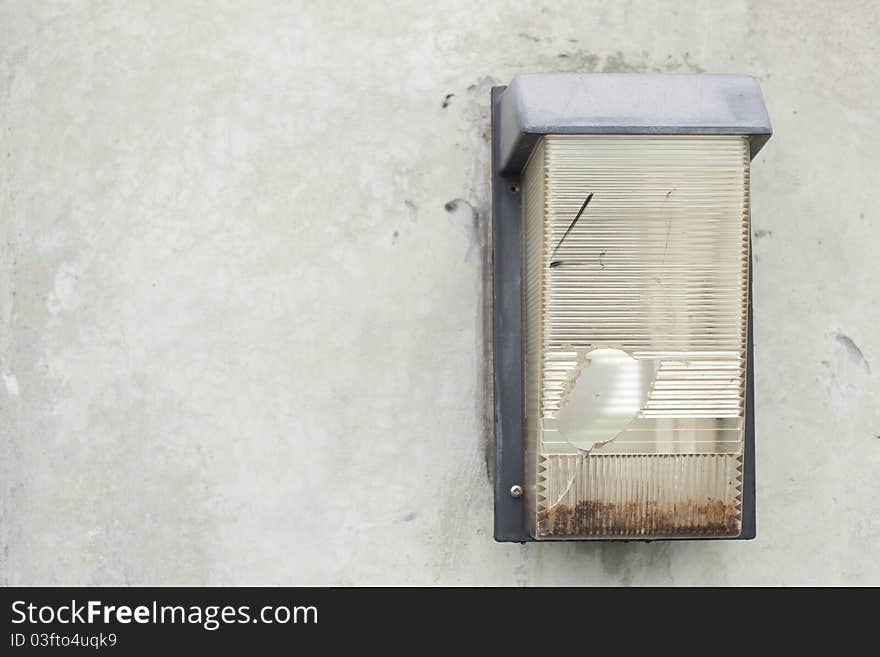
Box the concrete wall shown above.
[2,0,878,585]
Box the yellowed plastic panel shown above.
[522,135,750,539]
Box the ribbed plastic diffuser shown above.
[522,135,750,539]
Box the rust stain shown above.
[537,499,740,537]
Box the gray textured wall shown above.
[2,0,878,585]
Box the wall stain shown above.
[461,77,498,487]
[404,199,417,222]
[526,49,706,75]
[833,332,871,373]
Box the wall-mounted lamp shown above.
[492,74,772,541]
